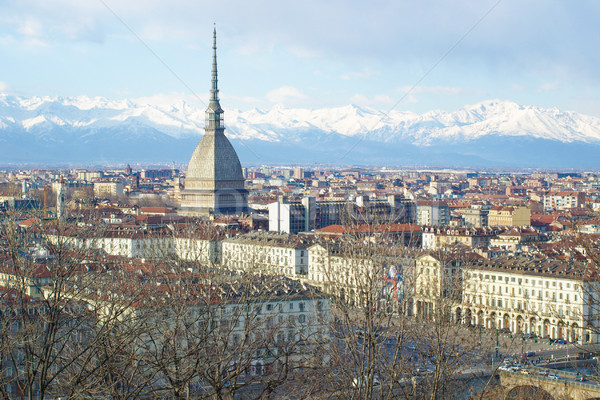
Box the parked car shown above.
[355,326,385,340]
[498,361,520,372]
[555,338,567,344]
[416,366,434,375]
[498,362,512,372]
[498,328,511,334]
[526,351,536,357]
[352,376,380,388]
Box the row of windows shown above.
[223,244,304,257]
[468,283,580,303]
[265,302,306,312]
[233,301,308,314]
[475,273,576,290]
[468,295,578,318]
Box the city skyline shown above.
[1,1,600,117]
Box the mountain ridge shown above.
[1,94,599,167]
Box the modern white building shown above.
[269,195,416,234]
[416,201,450,226]
[462,207,489,228]
[268,197,317,234]
[94,181,125,198]
[543,191,586,211]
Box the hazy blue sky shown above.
[1,0,599,116]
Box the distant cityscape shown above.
[2,30,600,400]
[3,157,600,397]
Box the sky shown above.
[1,0,600,116]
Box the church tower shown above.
[56,177,67,220]
[180,28,248,215]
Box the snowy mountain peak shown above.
[1,93,600,166]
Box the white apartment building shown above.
[46,230,176,259]
[77,170,103,182]
[221,233,309,278]
[268,197,317,234]
[461,256,600,344]
[413,253,471,318]
[308,243,371,305]
[269,196,415,234]
[0,264,51,299]
[416,201,450,226]
[94,181,124,198]
[488,228,539,251]
[462,207,490,228]
[46,226,224,265]
[215,279,331,366]
[173,236,220,265]
[543,191,586,211]
[307,243,406,308]
[72,272,331,380]
[421,227,500,250]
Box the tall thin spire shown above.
[211,26,219,103]
[181,25,248,216]
[206,25,224,134]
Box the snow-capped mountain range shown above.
[1,94,599,168]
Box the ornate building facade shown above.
[180,29,248,215]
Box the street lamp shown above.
[495,331,500,362]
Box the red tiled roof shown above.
[531,214,557,224]
[18,217,40,227]
[553,191,582,196]
[140,207,176,214]
[317,224,421,235]
[214,217,238,223]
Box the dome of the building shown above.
[186,133,244,182]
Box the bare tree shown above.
[128,258,330,400]
[304,202,500,400]
[0,213,149,399]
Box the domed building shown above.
[179,29,248,215]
